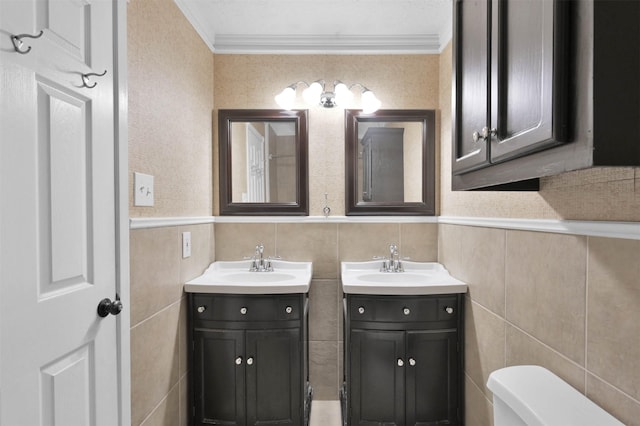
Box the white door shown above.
[246,124,266,202]
[0,1,126,425]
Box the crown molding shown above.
[211,34,443,54]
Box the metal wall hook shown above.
[11,30,44,54]
[81,69,107,88]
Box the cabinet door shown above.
[245,328,301,426]
[452,0,491,174]
[489,0,569,162]
[193,329,246,426]
[405,331,460,426]
[350,329,405,426]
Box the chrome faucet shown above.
[249,243,275,272]
[375,244,405,272]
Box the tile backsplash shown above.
[440,224,640,425]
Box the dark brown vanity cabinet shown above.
[342,294,464,426]
[189,293,310,426]
[452,0,640,190]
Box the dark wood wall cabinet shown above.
[452,0,640,190]
[341,294,464,426]
[189,293,311,426]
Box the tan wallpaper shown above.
[213,54,440,216]
[128,0,214,217]
[438,43,640,222]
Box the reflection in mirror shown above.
[219,110,308,215]
[345,110,435,215]
[230,121,297,203]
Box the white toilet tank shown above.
[487,365,624,426]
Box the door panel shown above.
[40,344,95,426]
[490,0,569,162]
[36,0,90,62]
[37,80,93,296]
[452,0,491,174]
[0,1,120,425]
[405,331,459,426]
[350,329,405,426]
[194,329,245,426]
[246,328,301,426]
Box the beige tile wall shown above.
[128,0,215,424]
[215,221,438,399]
[440,225,640,425]
[130,224,214,426]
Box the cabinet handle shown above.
[285,306,293,314]
[235,356,243,365]
[197,306,206,313]
[445,306,454,314]
[403,307,411,316]
[397,358,404,367]
[240,307,248,315]
[409,358,416,366]
[246,357,254,365]
[358,306,365,314]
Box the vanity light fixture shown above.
[275,80,382,113]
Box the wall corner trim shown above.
[129,216,216,229]
[437,216,640,241]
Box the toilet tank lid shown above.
[487,366,623,426]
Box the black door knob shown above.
[97,296,123,317]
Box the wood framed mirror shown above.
[219,109,309,215]
[345,109,435,215]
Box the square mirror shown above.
[345,109,436,215]
[219,109,309,215]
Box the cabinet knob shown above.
[197,306,206,313]
[285,306,293,314]
[409,358,416,366]
[472,127,497,143]
[235,356,243,365]
[445,306,454,314]
[403,307,411,316]
[358,306,365,314]
[240,307,248,315]
[246,357,254,365]
[482,126,497,139]
[397,358,404,367]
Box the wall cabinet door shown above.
[350,329,406,426]
[405,331,460,426]
[489,0,569,162]
[452,0,569,181]
[246,328,301,426]
[452,0,491,174]
[193,329,246,426]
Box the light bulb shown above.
[361,90,381,114]
[334,83,353,107]
[275,86,296,110]
[302,81,323,105]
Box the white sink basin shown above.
[341,260,467,295]
[185,260,312,294]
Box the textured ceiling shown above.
[174,0,453,54]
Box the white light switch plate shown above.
[182,232,191,258]
[134,172,154,206]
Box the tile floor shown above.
[309,400,342,426]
